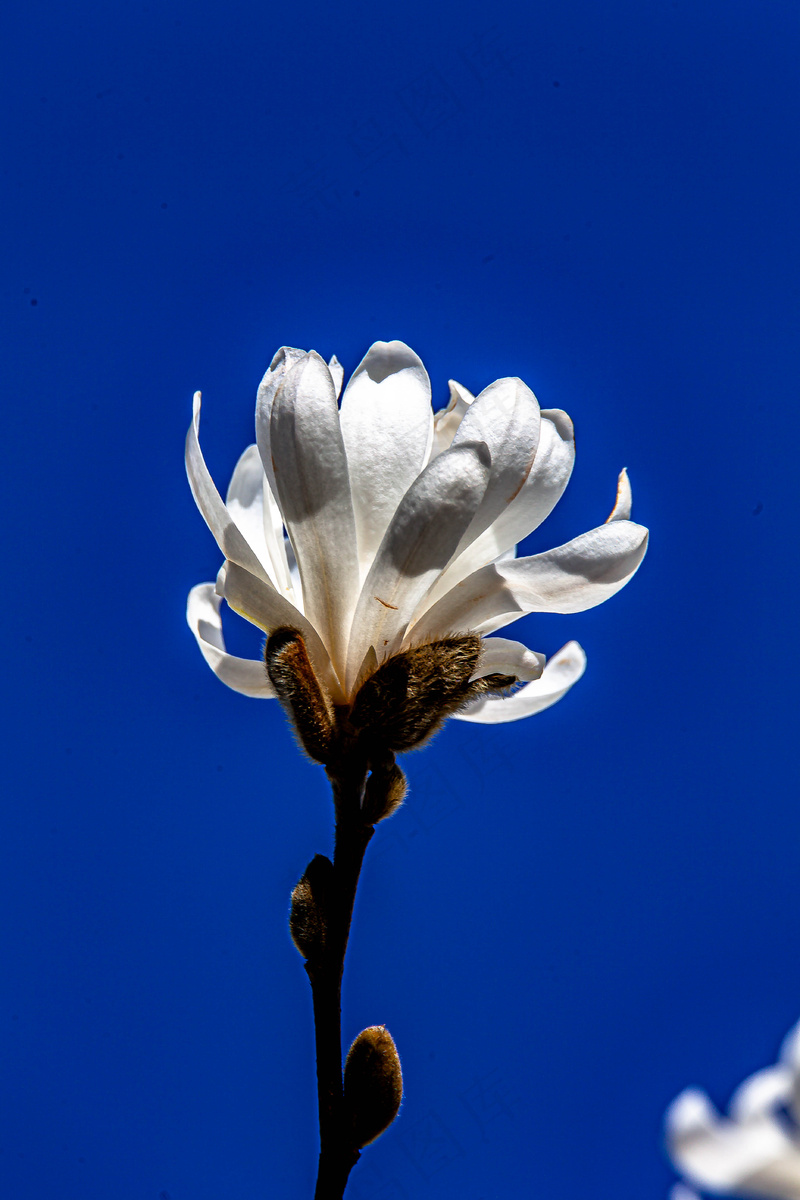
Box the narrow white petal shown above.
[225,444,293,595]
[470,637,545,682]
[607,467,633,522]
[424,409,575,608]
[730,1067,794,1122]
[328,354,344,399]
[666,1088,800,1196]
[187,584,276,698]
[449,376,540,557]
[340,340,434,573]
[455,641,586,723]
[222,560,341,701]
[345,440,492,691]
[185,393,272,582]
[255,346,308,498]
[412,518,648,640]
[430,379,475,459]
[269,352,360,681]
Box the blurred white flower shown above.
[186,341,648,723]
[667,1018,800,1199]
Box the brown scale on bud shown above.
[265,628,336,764]
[361,751,407,824]
[350,635,517,754]
[344,1025,403,1148]
[289,854,334,960]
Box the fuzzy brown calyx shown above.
[349,635,517,753]
[344,1025,403,1148]
[265,628,336,763]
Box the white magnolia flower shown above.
[186,340,648,729]
[667,1019,800,1199]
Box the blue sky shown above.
[3,1,799,1197]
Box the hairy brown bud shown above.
[362,753,407,824]
[289,854,334,960]
[266,628,335,763]
[344,1025,403,1148]
[350,635,514,752]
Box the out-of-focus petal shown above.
[607,467,633,522]
[779,1020,800,1125]
[470,637,545,681]
[328,354,344,399]
[222,560,340,701]
[269,351,360,681]
[340,340,434,574]
[413,517,648,639]
[449,376,540,557]
[430,379,475,459]
[185,393,272,583]
[666,1088,800,1198]
[730,1067,794,1122]
[424,409,575,607]
[344,440,492,691]
[187,584,276,698]
[455,641,585,723]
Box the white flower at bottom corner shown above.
[185,340,648,732]
[666,1019,800,1200]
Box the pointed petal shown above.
[430,379,475,459]
[225,444,294,595]
[666,1088,800,1196]
[328,354,344,399]
[185,393,271,582]
[454,641,586,722]
[222,560,340,701]
[413,518,648,639]
[255,346,308,498]
[345,440,492,691]
[470,637,545,682]
[340,340,434,572]
[607,467,632,521]
[449,376,540,557]
[186,584,276,698]
[269,351,360,680]
[424,409,575,607]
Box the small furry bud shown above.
[266,628,335,763]
[289,855,334,959]
[344,1026,403,1148]
[350,636,485,751]
[362,754,407,824]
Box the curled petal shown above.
[269,352,360,680]
[666,1087,800,1197]
[328,354,344,399]
[454,641,586,723]
[255,346,308,499]
[340,340,434,573]
[345,440,492,691]
[185,394,272,583]
[430,379,475,459]
[186,584,276,698]
[471,637,545,682]
[607,467,632,522]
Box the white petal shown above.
[666,1088,800,1197]
[328,354,344,399]
[470,637,545,682]
[607,467,632,522]
[455,641,586,723]
[412,518,648,640]
[340,340,434,573]
[424,409,575,608]
[185,393,272,583]
[670,1188,701,1200]
[731,1068,794,1123]
[344,440,492,691]
[449,376,540,557]
[255,346,308,498]
[186,584,276,698]
[222,560,341,702]
[430,379,475,459]
[269,351,360,682]
[225,444,293,595]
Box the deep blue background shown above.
[3,1,799,1196]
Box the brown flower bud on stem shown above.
[265,628,336,764]
[361,752,407,824]
[344,1026,403,1148]
[289,855,334,961]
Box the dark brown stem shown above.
[307,759,374,1200]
